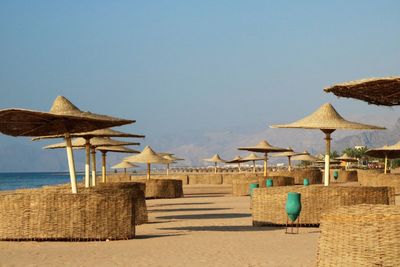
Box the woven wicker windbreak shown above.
[0,188,135,241]
[232,176,294,196]
[317,204,400,266]
[251,185,394,226]
[40,182,148,225]
[324,76,400,106]
[271,169,323,184]
[358,170,400,194]
[0,96,134,136]
[129,178,184,199]
[329,169,358,183]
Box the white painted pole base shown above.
[91,148,97,186]
[102,152,106,183]
[85,139,90,188]
[65,134,78,194]
[323,131,333,187]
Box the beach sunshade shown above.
[162,154,184,175]
[271,103,384,186]
[324,77,400,106]
[291,152,319,162]
[226,156,248,172]
[271,148,306,171]
[335,153,358,162]
[242,153,266,174]
[238,140,289,184]
[111,161,138,169]
[0,96,133,193]
[33,128,143,188]
[96,146,139,183]
[111,161,138,174]
[124,146,170,179]
[366,141,400,174]
[204,154,226,174]
[43,137,139,149]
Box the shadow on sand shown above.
[150,202,214,207]
[159,225,283,232]
[156,213,251,220]
[149,208,231,213]
[134,233,185,239]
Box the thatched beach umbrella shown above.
[335,153,358,170]
[238,140,289,186]
[271,103,384,186]
[162,154,184,175]
[33,128,144,188]
[44,137,139,186]
[324,77,400,106]
[0,96,133,193]
[111,161,138,174]
[291,151,319,163]
[124,146,171,179]
[241,153,264,173]
[271,148,306,171]
[226,156,247,172]
[366,142,400,174]
[204,154,226,173]
[96,146,139,183]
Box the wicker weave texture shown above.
[232,176,294,196]
[358,170,400,193]
[272,169,322,184]
[330,169,358,183]
[129,178,184,199]
[252,185,394,226]
[0,189,135,241]
[317,204,400,266]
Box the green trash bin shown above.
[249,183,259,197]
[266,178,273,187]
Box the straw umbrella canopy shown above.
[0,96,133,193]
[33,128,144,188]
[111,161,138,174]
[241,153,265,173]
[366,141,400,174]
[238,140,290,186]
[291,151,320,162]
[204,154,226,173]
[96,146,140,183]
[271,148,306,171]
[162,154,184,175]
[324,77,400,106]
[44,137,139,186]
[335,153,358,170]
[226,156,247,172]
[271,103,385,186]
[124,146,171,179]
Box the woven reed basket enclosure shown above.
[0,188,135,241]
[317,204,400,267]
[232,176,294,196]
[271,169,322,184]
[252,185,395,226]
[358,170,400,194]
[41,182,148,225]
[128,178,184,199]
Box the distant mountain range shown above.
[1,113,400,171]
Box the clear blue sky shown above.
[0,1,400,170]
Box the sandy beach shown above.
[0,185,319,267]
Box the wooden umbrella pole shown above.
[147,163,151,180]
[167,163,170,176]
[323,130,334,186]
[91,147,97,186]
[102,151,107,183]
[65,133,78,194]
[214,162,217,174]
[261,153,268,188]
[84,138,91,188]
[253,160,256,173]
[384,155,388,174]
[238,162,241,172]
[288,156,292,172]
[124,168,126,174]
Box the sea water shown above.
[0,172,84,191]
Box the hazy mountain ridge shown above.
[0,113,399,171]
